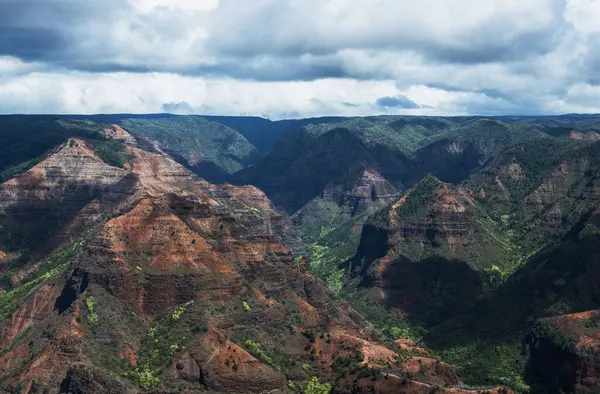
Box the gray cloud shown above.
[0,0,600,116]
[162,101,194,114]
[376,95,424,109]
[0,0,568,77]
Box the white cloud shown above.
[129,0,219,13]
[566,0,600,34]
[0,71,452,118]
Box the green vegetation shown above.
[308,243,347,295]
[395,174,441,217]
[85,296,99,325]
[331,353,365,376]
[303,376,332,394]
[126,367,160,390]
[94,139,134,168]
[0,240,84,321]
[170,300,193,321]
[243,339,277,370]
[437,342,530,392]
[528,319,577,354]
[300,206,367,295]
[0,116,104,178]
[119,116,259,174]
[0,153,47,183]
[344,291,421,342]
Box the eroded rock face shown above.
[60,364,128,394]
[103,124,137,145]
[0,139,131,253]
[384,189,477,253]
[0,283,60,348]
[179,328,285,392]
[524,159,590,209]
[570,131,600,141]
[0,128,512,394]
[321,168,399,217]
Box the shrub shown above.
[138,368,160,390]
[170,307,185,321]
[304,376,331,394]
[243,339,280,371]
[85,296,99,325]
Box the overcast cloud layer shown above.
[1,0,600,118]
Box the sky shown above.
[1,0,600,119]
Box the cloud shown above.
[0,0,600,116]
[162,101,194,114]
[376,95,424,109]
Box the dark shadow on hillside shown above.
[166,150,231,184]
[427,231,600,351]
[230,127,413,213]
[380,256,483,326]
[413,139,484,184]
[346,224,484,327]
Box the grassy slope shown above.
[119,116,260,174]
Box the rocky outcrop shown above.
[570,131,600,141]
[524,159,589,209]
[177,328,285,392]
[320,168,399,217]
[291,167,398,256]
[60,364,129,394]
[232,127,411,214]
[354,176,496,272]
[0,283,61,348]
[103,124,137,145]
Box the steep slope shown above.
[527,308,600,393]
[233,126,412,214]
[350,138,600,313]
[231,118,555,329]
[466,138,600,252]
[117,116,260,182]
[0,116,107,182]
[427,208,600,393]
[347,176,510,326]
[0,133,505,394]
[294,168,399,293]
[201,116,300,154]
[233,117,550,214]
